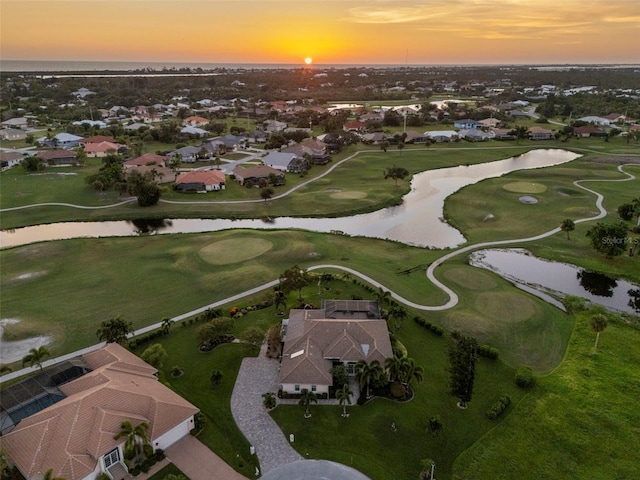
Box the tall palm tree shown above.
[298,388,317,418]
[385,356,404,383]
[590,314,608,353]
[161,317,174,335]
[388,304,408,330]
[355,359,383,399]
[375,287,391,308]
[336,383,353,418]
[113,420,152,466]
[560,218,575,240]
[22,346,50,373]
[400,357,424,390]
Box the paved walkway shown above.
[165,435,248,480]
[230,344,303,475]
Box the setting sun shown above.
[304,57,313,65]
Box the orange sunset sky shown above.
[1,0,639,65]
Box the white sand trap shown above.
[14,271,47,281]
[0,319,52,365]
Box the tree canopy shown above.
[96,316,134,345]
[586,221,629,258]
[448,332,478,408]
[279,265,312,301]
[384,165,409,186]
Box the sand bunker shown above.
[519,195,539,204]
[503,182,547,193]
[199,238,274,265]
[0,319,52,365]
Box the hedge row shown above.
[486,395,511,420]
[413,316,445,336]
[477,344,500,360]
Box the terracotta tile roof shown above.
[3,344,198,480]
[83,141,121,153]
[176,169,225,186]
[279,302,392,387]
[124,153,167,167]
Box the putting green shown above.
[330,191,368,199]
[503,182,547,194]
[475,291,538,322]
[199,238,273,265]
[443,267,498,290]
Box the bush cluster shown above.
[278,389,327,400]
[477,344,500,359]
[515,366,536,388]
[128,329,165,349]
[486,395,511,420]
[413,316,445,336]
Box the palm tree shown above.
[336,383,353,417]
[560,219,575,240]
[161,317,174,335]
[113,420,152,466]
[22,346,50,373]
[355,359,383,399]
[388,304,408,330]
[590,314,608,353]
[375,287,391,308]
[385,356,404,383]
[298,388,317,418]
[400,357,424,390]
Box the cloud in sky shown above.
[1,0,638,64]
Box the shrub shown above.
[486,395,511,420]
[390,381,406,399]
[515,366,536,388]
[129,467,140,476]
[154,449,165,461]
[262,392,277,409]
[478,344,499,359]
[429,324,444,336]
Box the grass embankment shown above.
[452,311,640,480]
[2,144,541,229]
[0,230,446,361]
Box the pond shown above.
[469,248,640,314]
[0,149,580,249]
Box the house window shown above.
[104,448,120,468]
[294,385,300,392]
[311,385,317,392]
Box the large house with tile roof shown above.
[2,343,199,480]
[279,300,393,395]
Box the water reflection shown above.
[1,149,580,249]
[469,248,639,314]
[577,270,617,297]
[128,218,174,235]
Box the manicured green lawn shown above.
[452,310,640,480]
[147,463,189,480]
[270,315,527,480]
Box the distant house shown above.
[80,135,117,145]
[128,165,176,184]
[36,149,79,166]
[577,116,611,126]
[491,128,517,141]
[123,153,167,169]
[573,125,607,138]
[1,117,29,129]
[183,116,209,127]
[36,133,83,148]
[180,126,209,137]
[72,119,108,129]
[2,343,199,480]
[404,130,428,144]
[453,119,481,129]
[263,119,287,133]
[171,145,203,163]
[83,141,124,157]
[425,130,459,143]
[478,118,501,128]
[279,300,393,395]
[528,126,555,140]
[233,165,285,187]
[0,128,27,141]
[175,169,226,192]
[459,128,492,142]
[262,151,308,173]
[0,150,25,169]
[72,87,96,98]
[343,120,366,132]
[361,132,387,145]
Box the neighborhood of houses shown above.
[1,299,394,480]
